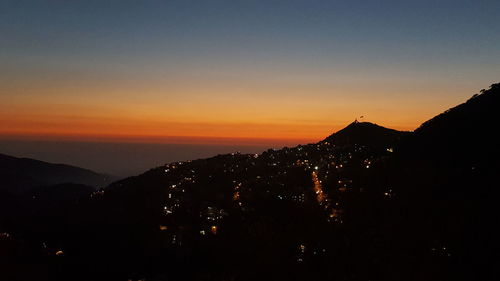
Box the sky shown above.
[1,0,499,175]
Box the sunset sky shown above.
[1,0,500,146]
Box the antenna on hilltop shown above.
[354,115,364,123]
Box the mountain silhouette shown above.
[412,83,500,160]
[397,83,500,189]
[323,120,410,146]
[0,153,112,194]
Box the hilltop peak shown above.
[345,120,385,129]
[323,121,409,146]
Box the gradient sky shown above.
[1,0,500,145]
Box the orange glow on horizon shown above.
[0,110,417,146]
[1,75,468,146]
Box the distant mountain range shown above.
[0,153,112,194]
[1,83,499,281]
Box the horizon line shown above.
[0,120,417,147]
[0,133,320,147]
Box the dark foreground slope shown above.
[387,83,500,281]
[1,83,499,281]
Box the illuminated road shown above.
[312,171,326,203]
[312,170,342,222]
